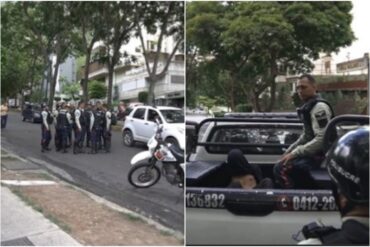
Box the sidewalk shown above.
[1,186,80,246]
[0,148,183,245]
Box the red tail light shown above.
[154,150,164,160]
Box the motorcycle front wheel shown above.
[128,163,161,188]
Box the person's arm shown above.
[53,110,58,127]
[106,111,111,130]
[67,112,72,124]
[291,103,333,158]
[75,110,81,130]
[42,111,49,130]
[90,112,94,131]
[285,132,308,154]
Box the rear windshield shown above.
[206,124,302,154]
[160,109,184,123]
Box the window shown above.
[147,109,161,123]
[160,109,184,123]
[147,40,156,51]
[133,108,145,120]
[207,125,302,154]
[171,75,184,84]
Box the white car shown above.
[122,105,185,149]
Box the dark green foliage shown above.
[138,91,148,104]
[235,104,253,112]
[88,81,107,99]
[187,1,355,112]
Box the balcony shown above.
[78,61,108,81]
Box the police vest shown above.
[75,109,86,126]
[69,109,75,124]
[84,110,91,125]
[302,220,369,245]
[56,110,68,128]
[46,112,53,124]
[296,95,334,141]
[94,110,105,128]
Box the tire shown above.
[123,129,135,147]
[128,163,161,188]
[165,137,179,148]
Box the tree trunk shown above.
[230,77,235,111]
[266,63,278,112]
[107,64,114,108]
[82,55,90,103]
[146,77,156,105]
[253,91,262,112]
[46,59,52,102]
[48,59,60,109]
[83,44,94,103]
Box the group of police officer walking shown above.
[40,100,112,154]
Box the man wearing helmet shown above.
[274,74,334,189]
[299,127,369,245]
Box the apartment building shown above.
[81,32,184,107]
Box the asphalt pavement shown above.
[1,111,184,232]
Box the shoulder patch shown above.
[315,110,328,128]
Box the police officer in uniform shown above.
[53,103,61,150]
[66,103,74,148]
[299,127,369,245]
[56,102,69,153]
[89,102,104,154]
[274,74,334,189]
[73,101,86,154]
[41,104,53,152]
[84,102,92,148]
[102,104,112,153]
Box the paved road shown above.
[1,112,184,232]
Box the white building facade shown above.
[86,30,185,107]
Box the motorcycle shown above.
[128,120,184,188]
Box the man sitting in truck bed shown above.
[273,74,334,189]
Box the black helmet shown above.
[325,127,369,205]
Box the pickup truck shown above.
[185,113,369,245]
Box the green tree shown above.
[138,91,148,103]
[22,2,77,109]
[68,2,106,103]
[62,80,81,101]
[135,1,184,104]
[187,2,355,112]
[98,2,136,107]
[1,3,44,104]
[88,80,107,99]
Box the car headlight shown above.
[34,113,40,117]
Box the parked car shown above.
[122,105,185,149]
[22,103,42,123]
[185,113,369,245]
